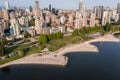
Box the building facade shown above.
[34,1,40,19]
[117,3,120,19]
[5,0,10,10]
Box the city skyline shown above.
[0,0,120,9]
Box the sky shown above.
[0,0,120,9]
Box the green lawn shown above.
[45,35,83,52]
[0,42,40,65]
[5,46,18,55]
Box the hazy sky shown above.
[0,0,120,9]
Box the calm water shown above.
[1,36,120,80]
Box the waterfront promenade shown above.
[0,34,119,68]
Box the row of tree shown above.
[39,32,63,44]
[0,39,5,56]
[72,26,104,36]
[72,23,120,36]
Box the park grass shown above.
[23,46,40,56]
[0,52,23,65]
[5,46,19,55]
[0,42,39,65]
[46,35,83,52]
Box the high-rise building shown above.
[52,8,56,14]
[10,19,20,37]
[75,11,83,29]
[60,15,66,24]
[10,11,15,19]
[94,6,104,19]
[111,9,119,22]
[18,16,28,26]
[51,14,57,23]
[94,6,104,24]
[3,9,9,20]
[0,10,3,19]
[102,11,109,25]
[5,0,10,10]
[35,19,43,35]
[89,13,96,27]
[0,24,4,38]
[69,14,74,22]
[45,15,51,23]
[117,3,120,18]
[49,4,52,11]
[34,1,40,19]
[34,1,39,10]
[79,0,84,14]
[29,6,33,12]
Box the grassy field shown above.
[45,35,84,52]
[0,42,40,65]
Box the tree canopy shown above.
[39,34,48,44]
[104,23,112,31]
[29,19,35,26]
[39,32,63,44]
[24,31,31,38]
[0,39,5,56]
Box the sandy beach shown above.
[0,34,119,68]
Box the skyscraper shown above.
[5,0,10,10]
[29,6,33,12]
[10,19,20,37]
[94,6,104,20]
[94,6,104,24]
[49,4,51,11]
[117,3,120,18]
[79,0,84,14]
[35,19,43,35]
[0,24,4,38]
[34,1,39,10]
[3,9,9,20]
[34,0,40,19]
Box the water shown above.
[1,35,120,80]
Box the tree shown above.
[24,31,31,38]
[0,39,5,56]
[104,23,112,31]
[47,34,53,41]
[39,34,48,44]
[55,31,63,38]
[72,29,79,36]
[29,19,35,26]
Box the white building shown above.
[0,25,4,38]
[90,13,96,27]
[18,16,29,27]
[69,14,74,22]
[111,9,119,22]
[5,0,10,10]
[60,16,66,24]
[50,27,61,34]
[102,11,108,25]
[117,3,120,17]
[10,19,21,37]
[114,14,119,22]
[59,26,66,33]
[75,13,83,29]
[79,0,85,14]
[35,19,43,35]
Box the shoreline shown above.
[0,34,119,68]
